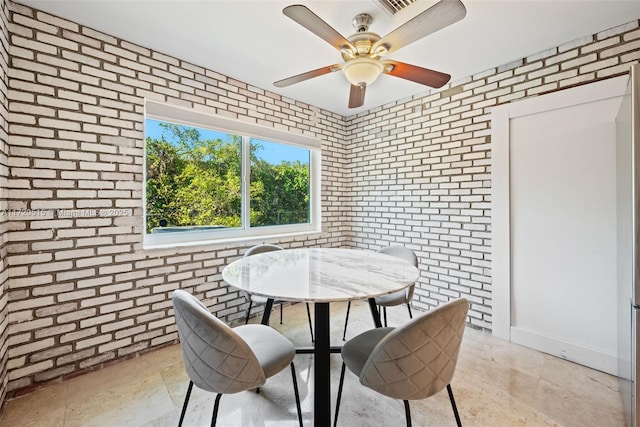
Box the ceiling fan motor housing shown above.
[342,32,382,60]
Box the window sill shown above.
[142,229,322,251]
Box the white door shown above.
[492,76,629,375]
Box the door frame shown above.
[491,75,629,342]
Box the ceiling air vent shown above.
[377,0,418,14]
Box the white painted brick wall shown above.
[0,0,11,409]
[346,20,639,331]
[0,0,639,404]
[1,0,351,398]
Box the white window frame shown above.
[143,100,322,249]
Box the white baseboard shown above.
[510,327,620,376]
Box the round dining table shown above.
[222,247,420,427]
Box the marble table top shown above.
[222,248,420,303]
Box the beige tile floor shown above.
[0,301,627,427]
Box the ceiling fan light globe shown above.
[342,57,384,86]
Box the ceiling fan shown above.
[274,0,467,108]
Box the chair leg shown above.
[407,303,413,319]
[342,301,351,341]
[280,302,283,324]
[244,301,253,324]
[211,393,222,427]
[305,303,314,342]
[403,400,412,427]
[178,380,193,427]
[447,384,462,427]
[334,362,347,427]
[383,306,388,327]
[290,362,303,427]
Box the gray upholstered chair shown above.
[334,298,469,427]
[172,289,303,427]
[244,244,314,342]
[342,245,419,340]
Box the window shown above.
[249,138,311,227]
[143,101,321,248]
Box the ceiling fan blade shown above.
[348,84,366,108]
[383,60,451,88]
[373,0,466,54]
[274,64,340,88]
[283,5,356,53]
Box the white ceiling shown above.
[16,0,640,117]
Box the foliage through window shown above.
[144,118,314,242]
[250,138,310,227]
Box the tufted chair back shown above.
[359,298,469,400]
[245,243,283,257]
[172,289,266,394]
[377,246,419,301]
